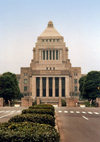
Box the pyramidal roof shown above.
[39,21,62,37]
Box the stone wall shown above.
[67,98,78,107]
[21,97,33,107]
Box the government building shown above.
[17,21,81,105]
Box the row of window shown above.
[24,86,78,92]
[46,67,55,70]
[42,50,59,60]
[42,39,59,42]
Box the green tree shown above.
[79,71,100,101]
[0,72,21,104]
[79,75,86,99]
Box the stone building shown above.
[17,21,81,105]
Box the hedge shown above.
[0,122,60,142]
[9,113,55,126]
[29,104,54,111]
[22,108,54,116]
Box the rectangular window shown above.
[24,86,27,91]
[56,50,58,60]
[24,79,27,84]
[55,77,59,97]
[42,77,46,97]
[74,86,77,92]
[53,50,55,60]
[46,50,48,60]
[24,73,27,76]
[43,50,45,60]
[36,77,40,97]
[49,77,52,97]
[74,79,77,84]
[50,50,51,60]
[62,77,65,97]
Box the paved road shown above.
[0,107,27,123]
[55,107,100,142]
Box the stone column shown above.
[53,77,55,97]
[65,76,70,98]
[32,76,36,98]
[40,77,42,97]
[46,77,49,97]
[41,50,43,60]
[55,50,56,60]
[59,77,62,97]
[48,50,50,60]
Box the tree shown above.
[0,72,21,104]
[79,75,86,99]
[79,71,100,101]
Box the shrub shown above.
[61,99,66,106]
[22,108,54,116]
[9,113,55,126]
[29,104,54,111]
[0,122,60,142]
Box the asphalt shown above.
[55,107,100,142]
[0,107,27,123]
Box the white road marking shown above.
[5,111,10,113]
[94,112,99,115]
[11,110,16,113]
[88,112,93,114]
[82,116,89,120]
[17,110,21,113]
[82,111,86,114]
[70,111,74,113]
[58,111,62,113]
[64,111,68,113]
[0,111,4,113]
[76,111,80,113]
[0,112,15,119]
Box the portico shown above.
[32,76,70,99]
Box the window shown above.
[24,86,27,91]
[74,73,77,76]
[74,86,77,92]
[57,39,59,42]
[50,50,51,60]
[53,39,55,42]
[42,39,44,42]
[43,50,45,60]
[46,67,48,70]
[56,50,58,60]
[24,73,27,76]
[46,39,48,42]
[46,50,48,60]
[53,67,55,70]
[36,77,40,97]
[49,39,51,42]
[55,77,59,97]
[53,50,55,60]
[24,79,27,84]
[74,79,77,84]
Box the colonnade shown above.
[32,76,70,98]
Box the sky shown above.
[0,0,100,74]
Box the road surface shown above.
[55,107,100,142]
[0,107,27,123]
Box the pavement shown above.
[55,107,100,142]
[0,107,27,123]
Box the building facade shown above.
[17,21,81,104]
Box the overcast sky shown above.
[0,0,100,74]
